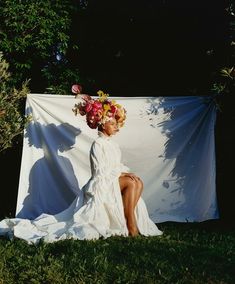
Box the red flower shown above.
[110,105,117,113]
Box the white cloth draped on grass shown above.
[5,94,218,225]
[0,129,162,243]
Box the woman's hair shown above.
[73,90,126,129]
[97,124,104,131]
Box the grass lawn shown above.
[0,220,234,284]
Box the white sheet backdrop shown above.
[16,93,219,223]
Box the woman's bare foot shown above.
[127,222,139,237]
[129,228,139,237]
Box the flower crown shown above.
[72,85,126,129]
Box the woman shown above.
[97,118,144,236]
[0,91,162,243]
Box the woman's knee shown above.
[136,178,144,192]
[126,176,143,192]
[119,176,136,191]
[119,175,143,193]
[125,177,137,189]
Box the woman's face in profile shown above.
[102,118,119,136]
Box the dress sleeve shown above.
[90,141,121,179]
[112,140,130,173]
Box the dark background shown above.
[1,0,234,226]
[70,0,229,96]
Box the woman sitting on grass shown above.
[0,88,162,243]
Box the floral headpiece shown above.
[72,85,126,129]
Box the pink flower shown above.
[85,102,92,113]
[93,101,102,110]
[82,94,92,101]
[72,84,82,94]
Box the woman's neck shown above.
[98,131,110,138]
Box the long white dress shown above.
[0,131,163,244]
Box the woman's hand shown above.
[121,172,140,182]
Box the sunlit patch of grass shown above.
[0,221,234,283]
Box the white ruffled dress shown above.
[0,132,162,244]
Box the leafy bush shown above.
[0,52,29,153]
[0,0,81,93]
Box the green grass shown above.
[0,221,234,284]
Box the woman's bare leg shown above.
[134,178,143,206]
[119,176,143,236]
